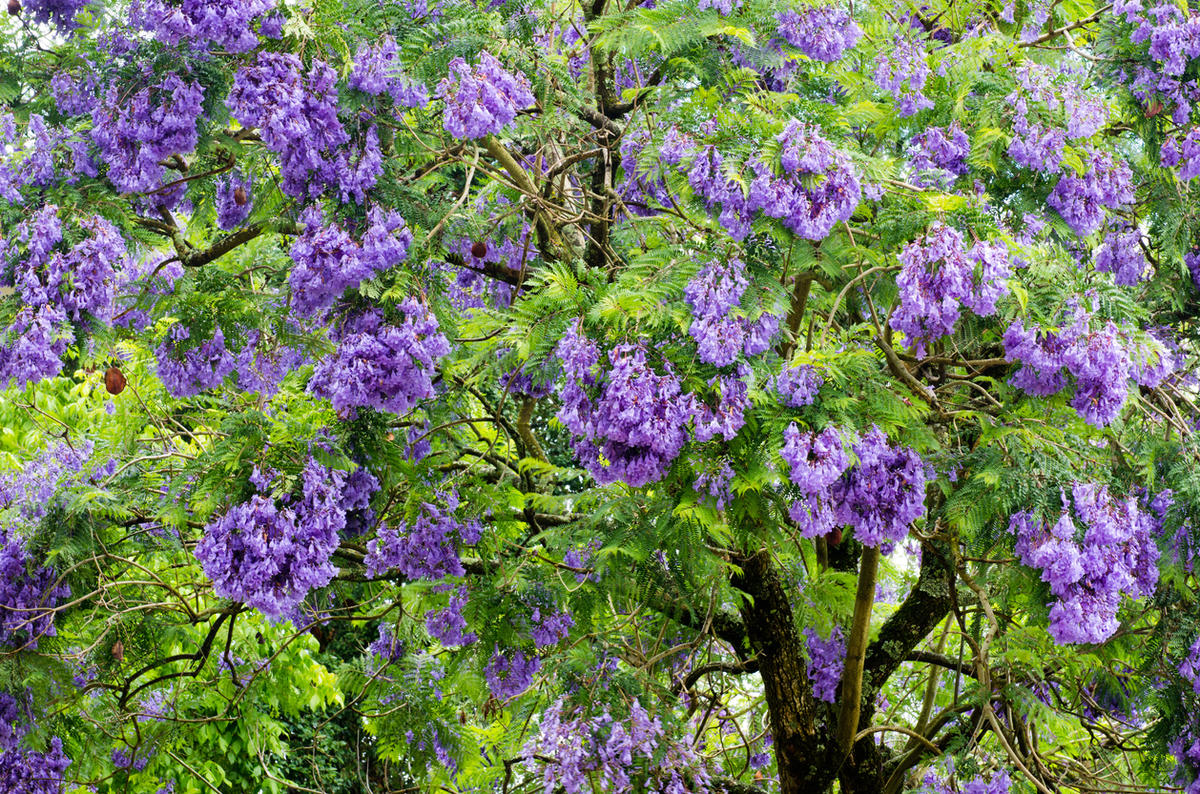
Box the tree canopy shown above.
[1,0,1199,791]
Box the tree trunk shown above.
[732,548,839,793]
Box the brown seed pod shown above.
[470,240,487,259]
[233,186,247,206]
[105,366,127,395]
[1146,100,1165,118]
[111,640,124,662]
[7,0,19,16]
[826,527,843,547]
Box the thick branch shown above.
[835,545,880,753]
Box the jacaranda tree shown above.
[1,0,1199,791]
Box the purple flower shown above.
[874,35,934,116]
[891,223,1011,356]
[437,52,535,139]
[425,585,477,647]
[485,647,540,699]
[215,173,253,231]
[364,495,481,580]
[308,300,448,417]
[555,329,696,487]
[1094,225,1149,286]
[350,36,429,108]
[194,458,347,622]
[831,426,929,548]
[776,6,860,62]
[1008,483,1159,645]
[776,363,824,407]
[804,626,845,703]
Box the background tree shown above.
[0,0,1198,792]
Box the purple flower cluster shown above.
[154,324,236,398]
[1093,225,1149,285]
[364,494,482,580]
[425,585,477,647]
[1171,729,1200,794]
[684,257,779,366]
[21,0,90,32]
[803,626,845,703]
[908,125,970,186]
[781,425,928,546]
[555,327,694,487]
[747,121,862,240]
[891,223,1011,356]
[1004,308,1170,426]
[1111,0,1200,125]
[0,112,77,202]
[228,53,380,202]
[831,426,929,548]
[0,526,70,649]
[308,300,449,417]
[781,424,850,538]
[194,458,347,622]
[0,205,126,388]
[1046,149,1134,236]
[1188,250,1200,288]
[920,769,1010,794]
[485,647,540,699]
[1161,128,1200,180]
[368,623,405,664]
[693,461,735,509]
[522,698,713,793]
[775,5,860,62]
[341,466,379,536]
[215,173,253,231]
[232,328,307,398]
[90,74,204,199]
[1008,483,1159,645]
[289,206,413,318]
[874,35,934,116]
[776,363,824,407]
[663,122,860,241]
[0,696,70,794]
[350,37,429,108]
[437,52,535,139]
[530,606,574,648]
[132,0,276,51]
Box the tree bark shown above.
[732,548,839,794]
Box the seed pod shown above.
[233,185,247,206]
[112,640,124,662]
[105,366,127,395]
[826,527,843,547]
[470,240,487,259]
[7,0,19,16]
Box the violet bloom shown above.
[364,495,481,580]
[555,328,696,487]
[350,36,429,108]
[776,363,824,407]
[804,626,845,702]
[194,458,347,622]
[437,52,535,140]
[307,300,448,417]
[1008,483,1158,645]
[776,5,860,62]
[890,223,1011,356]
[831,426,929,548]
[1094,226,1149,286]
[485,647,540,699]
[215,173,253,231]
